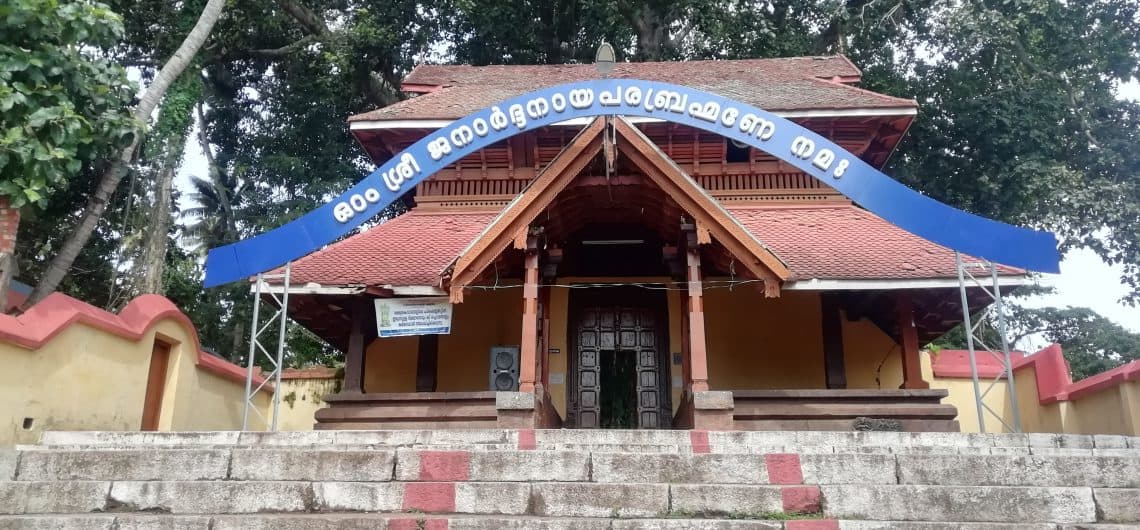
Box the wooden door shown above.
[141,341,171,431]
[569,290,670,429]
[628,307,663,428]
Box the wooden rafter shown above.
[445,118,605,302]
[613,118,791,295]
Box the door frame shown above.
[567,287,672,429]
[141,340,172,431]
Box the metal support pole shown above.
[241,263,293,431]
[270,262,291,431]
[992,265,1023,431]
[955,252,1022,433]
[241,274,264,431]
[955,252,987,433]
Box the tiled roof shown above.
[285,211,498,287]
[349,56,916,122]
[282,204,1019,287]
[726,205,1021,280]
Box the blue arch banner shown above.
[203,79,1060,287]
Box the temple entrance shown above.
[568,288,671,429]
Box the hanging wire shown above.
[463,278,767,292]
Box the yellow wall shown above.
[276,377,339,431]
[925,352,1140,435]
[0,307,269,447]
[703,288,902,391]
[364,289,522,393]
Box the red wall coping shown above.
[0,292,272,393]
[932,343,1140,405]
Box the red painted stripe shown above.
[785,520,839,530]
[518,429,537,450]
[780,485,822,513]
[402,482,456,513]
[689,430,711,454]
[388,518,449,530]
[764,453,803,485]
[418,451,470,481]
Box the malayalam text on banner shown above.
[374,297,452,337]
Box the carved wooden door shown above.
[573,307,605,429]
[627,307,662,429]
[571,301,669,429]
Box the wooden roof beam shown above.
[612,118,791,296]
[445,118,606,302]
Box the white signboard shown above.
[374,297,452,338]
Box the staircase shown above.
[2,429,1139,528]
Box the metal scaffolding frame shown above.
[242,262,292,431]
[955,252,1022,433]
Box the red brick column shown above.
[0,196,18,256]
[0,196,19,311]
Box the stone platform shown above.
[2,430,1139,528]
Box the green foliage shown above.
[1012,306,1140,380]
[0,0,137,207]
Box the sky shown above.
[174,81,1140,338]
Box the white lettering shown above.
[508,103,527,128]
[382,153,421,192]
[472,118,489,136]
[349,194,367,212]
[689,101,721,122]
[551,93,567,113]
[333,202,354,223]
[364,188,380,203]
[569,88,594,109]
[643,89,655,111]
[624,86,642,106]
[791,136,815,159]
[599,85,622,106]
[739,113,776,140]
[428,137,453,161]
[525,97,549,119]
[812,149,835,171]
[833,159,849,179]
[449,125,475,148]
[489,106,508,131]
[653,90,687,113]
[720,107,739,127]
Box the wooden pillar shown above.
[685,233,710,393]
[820,292,848,389]
[519,236,540,393]
[415,334,439,392]
[343,302,368,393]
[896,291,930,389]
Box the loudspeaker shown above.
[488,346,520,391]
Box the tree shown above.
[1012,306,1140,380]
[22,0,226,309]
[0,0,137,309]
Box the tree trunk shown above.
[23,0,226,309]
[138,131,187,294]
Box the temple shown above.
[268,56,1028,431]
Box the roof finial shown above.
[595,42,615,78]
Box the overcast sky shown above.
[175,81,1140,338]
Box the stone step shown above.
[2,480,1137,523]
[35,430,1140,452]
[4,514,1129,530]
[4,517,1140,530]
[0,516,1136,530]
[10,448,1140,488]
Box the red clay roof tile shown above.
[349,56,915,122]
[281,204,1018,287]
